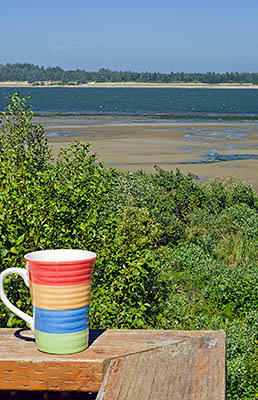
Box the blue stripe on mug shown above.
[34,305,89,334]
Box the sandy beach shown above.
[32,116,258,191]
[1,81,258,89]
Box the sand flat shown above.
[1,81,258,89]
[40,118,258,191]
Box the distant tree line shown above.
[1,63,258,84]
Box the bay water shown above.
[1,87,258,120]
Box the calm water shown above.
[1,87,258,120]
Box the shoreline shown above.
[0,81,258,89]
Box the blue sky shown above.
[1,0,258,73]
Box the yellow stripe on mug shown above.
[30,282,91,310]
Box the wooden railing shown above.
[0,328,225,399]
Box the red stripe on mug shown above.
[27,260,95,286]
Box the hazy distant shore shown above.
[1,81,258,89]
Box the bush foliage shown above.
[0,94,257,399]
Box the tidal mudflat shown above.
[34,115,258,191]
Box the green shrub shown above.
[226,311,258,400]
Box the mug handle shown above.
[0,267,34,331]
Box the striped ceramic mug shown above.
[0,249,96,354]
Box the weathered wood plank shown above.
[0,328,225,398]
[96,330,225,400]
[0,329,106,392]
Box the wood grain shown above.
[96,330,226,400]
[0,328,225,398]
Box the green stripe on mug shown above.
[35,328,89,354]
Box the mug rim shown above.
[24,249,96,263]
